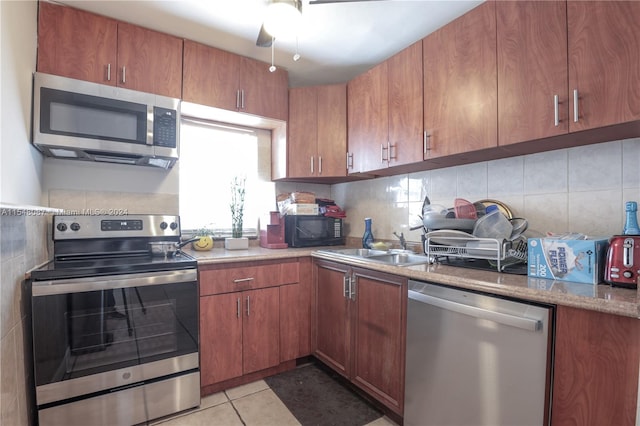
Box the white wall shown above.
[0,0,42,205]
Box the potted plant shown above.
[225,175,249,250]
[191,226,214,251]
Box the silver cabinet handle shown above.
[554,94,559,126]
[107,64,111,81]
[241,90,245,109]
[318,156,322,175]
[349,275,356,301]
[423,131,431,155]
[573,89,579,123]
[233,277,254,283]
[343,275,349,298]
[236,90,241,109]
[409,290,542,332]
[310,156,314,174]
[346,153,353,170]
[381,144,388,163]
[246,296,250,316]
[388,142,397,160]
[237,297,240,318]
[122,66,126,84]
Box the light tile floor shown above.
[151,379,399,426]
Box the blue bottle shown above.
[623,201,640,235]
[362,218,374,248]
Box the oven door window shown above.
[32,280,198,386]
[39,87,147,144]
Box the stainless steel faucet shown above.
[393,231,406,250]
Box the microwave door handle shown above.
[147,106,154,145]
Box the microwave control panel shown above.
[153,107,177,148]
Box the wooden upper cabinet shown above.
[116,23,183,98]
[387,41,424,167]
[568,1,640,131]
[37,1,117,85]
[347,41,423,174]
[37,2,182,98]
[183,40,288,121]
[497,1,569,146]
[240,56,289,121]
[288,87,317,178]
[183,41,240,111]
[347,61,389,174]
[288,84,347,178]
[423,1,497,158]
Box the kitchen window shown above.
[179,118,276,236]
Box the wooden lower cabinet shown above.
[199,258,311,391]
[552,305,640,426]
[314,260,407,416]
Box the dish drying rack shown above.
[424,234,528,272]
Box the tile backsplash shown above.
[1,213,49,425]
[332,137,640,244]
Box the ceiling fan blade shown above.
[256,23,273,47]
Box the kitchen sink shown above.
[317,248,431,267]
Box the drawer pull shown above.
[233,277,255,283]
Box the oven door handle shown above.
[31,269,197,296]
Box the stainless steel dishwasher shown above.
[405,280,553,426]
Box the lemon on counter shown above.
[192,236,214,251]
[369,241,392,250]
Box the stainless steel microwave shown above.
[284,215,345,248]
[32,72,180,169]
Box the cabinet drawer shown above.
[199,259,299,296]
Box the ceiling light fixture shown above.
[263,0,302,40]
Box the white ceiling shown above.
[55,0,483,87]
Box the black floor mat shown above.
[264,363,384,426]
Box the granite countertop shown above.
[186,246,640,319]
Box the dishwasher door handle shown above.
[409,290,542,332]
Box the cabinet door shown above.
[182,41,240,110]
[116,23,183,98]
[351,268,406,415]
[240,57,289,121]
[288,87,318,178]
[279,281,312,361]
[314,262,351,377]
[37,2,117,85]
[552,306,640,425]
[317,84,348,177]
[200,293,243,387]
[423,1,497,158]
[497,1,568,146]
[347,62,389,174]
[242,287,280,374]
[568,1,640,131]
[387,41,424,167]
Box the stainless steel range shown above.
[28,215,200,426]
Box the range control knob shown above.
[623,270,633,279]
[70,223,81,231]
[56,223,67,232]
[160,222,168,230]
[170,222,178,230]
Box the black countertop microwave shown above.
[284,215,345,248]
[32,72,180,169]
